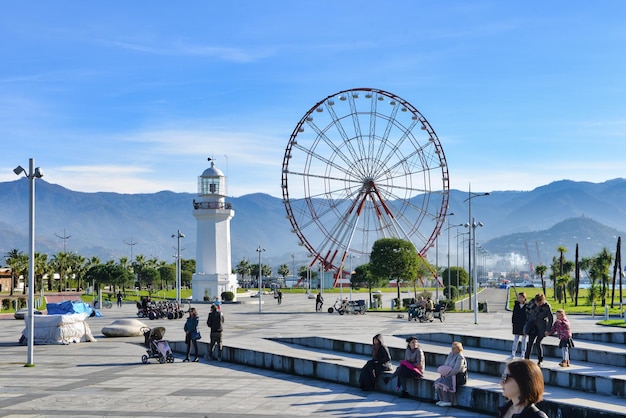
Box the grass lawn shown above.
[507,287,626,316]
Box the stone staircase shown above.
[171,328,626,417]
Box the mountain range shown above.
[1,178,626,272]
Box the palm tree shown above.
[51,252,71,291]
[235,259,251,288]
[556,275,570,304]
[596,248,613,306]
[5,249,27,296]
[34,252,48,293]
[535,265,548,296]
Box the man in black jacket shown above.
[207,304,224,361]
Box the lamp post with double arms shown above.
[464,185,489,324]
[256,246,265,313]
[172,230,185,305]
[14,158,43,367]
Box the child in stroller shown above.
[141,326,175,364]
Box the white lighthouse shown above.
[191,160,238,302]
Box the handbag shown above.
[456,369,468,386]
[192,331,202,340]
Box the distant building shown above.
[191,161,238,302]
[0,268,12,292]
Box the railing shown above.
[193,200,232,210]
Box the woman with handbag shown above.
[434,341,467,407]
[384,336,424,398]
[183,307,200,362]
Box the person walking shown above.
[434,341,467,407]
[183,307,200,362]
[546,309,574,367]
[524,293,553,367]
[315,293,324,312]
[277,289,283,304]
[384,336,424,398]
[509,292,528,359]
[207,304,224,361]
[499,359,548,417]
[116,291,123,308]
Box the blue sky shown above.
[1,1,625,198]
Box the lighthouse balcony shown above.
[193,200,232,210]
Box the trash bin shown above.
[483,300,488,313]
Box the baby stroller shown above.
[141,326,175,364]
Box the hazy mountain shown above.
[1,178,626,271]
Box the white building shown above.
[191,161,238,302]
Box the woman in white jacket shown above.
[434,341,467,407]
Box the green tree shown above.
[5,249,27,296]
[441,266,469,289]
[142,267,160,291]
[278,263,290,279]
[34,252,49,292]
[236,259,251,288]
[555,246,568,300]
[158,265,176,290]
[555,275,570,304]
[580,248,612,306]
[535,265,548,296]
[351,262,381,306]
[369,238,421,307]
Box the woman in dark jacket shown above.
[510,292,528,359]
[499,359,548,418]
[359,334,392,390]
[524,294,553,366]
[183,307,200,362]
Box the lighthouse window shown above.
[198,177,221,196]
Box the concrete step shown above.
[421,331,626,367]
[170,335,626,418]
[275,334,626,399]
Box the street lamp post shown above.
[256,246,265,313]
[172,230,185,305]
[464,185,489,324]
[446,214,455,292]
[291,253,295,291]
[14,158,43,367]
[457,231,470,310]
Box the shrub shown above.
[17,297,27,309]
[1,298,10,310]
[438,299,456,311]
[221,291,235,302]
[444,286,458,300]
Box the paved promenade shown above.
[0,289,621,417]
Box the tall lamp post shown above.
[291,253,295,291]
[256,246,265,313]
[14,158,44,367]
[464,185,489,324]
[456,231,469,310]
[436,212,454,300]
[172,230,185,305]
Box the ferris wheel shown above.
[281,88,450,284]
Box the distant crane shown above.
[525,241,534,274]
[535,241,543,266]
